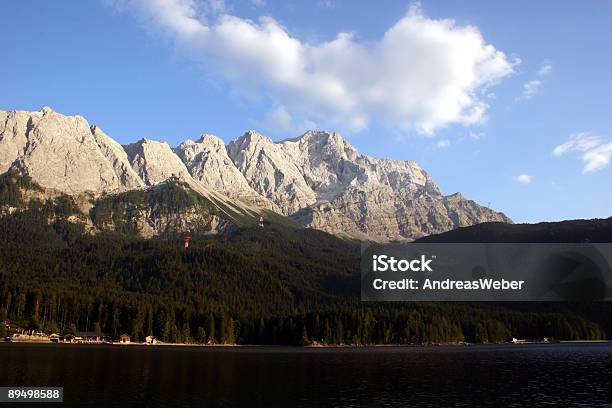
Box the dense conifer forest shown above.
[0,172,611,345]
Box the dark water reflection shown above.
[1,343,612,407]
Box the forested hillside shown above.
[0,174,611,344]
[417,218,612,243]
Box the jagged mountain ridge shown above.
[0,107,510,240]
[176,134,276,211]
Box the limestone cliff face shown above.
[292,190,510,241]
[124,138,193,186]
[91,125,145,190]
[0,107,511,240]
[175,135,276,210]
[227,131,317,215]
[0,107,126,194]
[234,130,510,240]
[0,109,29,173]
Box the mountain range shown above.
[0,107,510,240]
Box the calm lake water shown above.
[1,343,612,407]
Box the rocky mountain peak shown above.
[175,133,275,209]
[91,125,145,190]
[197,133,225,146]
[446,192,464,201]
[0,107,511,241]
[282,130,359,162]
[229,130,274,154]
[124,138,192,186]
[1,107,125,194]
[227,131,317,215]
[176,135,224,163]
[244,129,272,141]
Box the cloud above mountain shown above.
[515,174,532,184]
[520,80,543,100]
[104,0,516,133]
[553,132,612,173]
[518,62,552,100]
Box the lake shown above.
[1,343,612,407]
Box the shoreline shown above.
[4,340,611,348]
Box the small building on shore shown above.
[119,333,131,344]
[8,332,51,343]
[512,337,550,344]
[145,335,157,345]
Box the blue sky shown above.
[2,0,611,223]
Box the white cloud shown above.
[262,105,318,134]
[537,63,552,76]
[105,1,516,133]
[553,132,612,173]
[302,119,317,131]
[435,139,450,148]
[552,133,601,156]
[317,0,336,9]
[582,144,612,173]
[518,62,552,100]
[468,130,483,140]
[515,174,532,184]
[265,105,293,133]
[250,0,265,6]
[519,79,542,100]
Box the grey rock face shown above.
[0,109,29,173]
[227,131,317,215]
[0,107,125,194]
[91,125,145,190]
[239,130,510,240]
[175,134,276,210]
[124,138,193,186]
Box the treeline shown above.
[1,277,607,344]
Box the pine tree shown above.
[225,317,235,344]
[181,323,191,344]
[300,324,309,346]
[196,326,206,343]
[206,312,215,343]
[162,321,171,342]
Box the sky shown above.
[2,0,611,223]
